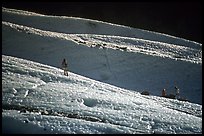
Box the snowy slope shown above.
[2,7,203,134]
[2,7,201,48]
[2,55,202,134]
[2,16,202,104]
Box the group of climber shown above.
[61,58,187,101]
[161,86,180,99]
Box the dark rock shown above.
[141,91,150,95]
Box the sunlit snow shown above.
[2,7,202,134]
[2,55,202,134]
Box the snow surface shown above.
[2,7,201,47]
[2,7,202,134]
[2,55,202,134]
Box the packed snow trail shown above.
[2,55,202,134]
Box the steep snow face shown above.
[2,55,202,134]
